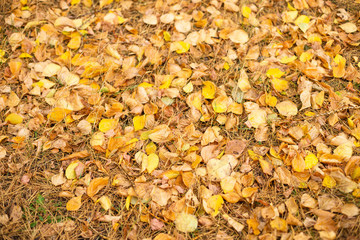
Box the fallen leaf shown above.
[340,22,357,33]
[202,81,216,99]
[276,101,298,117]
[228,29,249,44]
[98,196,112,210]
[175,212,198,233]
[99,119,118,132]
[66,196,82,211]
[87,177,109,197]
[5,113,23,125]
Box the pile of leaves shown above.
[1,0,360,239]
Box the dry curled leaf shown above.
[87,177,109,197]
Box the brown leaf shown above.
[60,151,90,161]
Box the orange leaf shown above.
[87,177,109,197]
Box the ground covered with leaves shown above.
[1,0,360,239]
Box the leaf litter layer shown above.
[1,0,360,239]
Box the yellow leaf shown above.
[19,53,32,58]
[223,62,230,70]
[5,113,23,125]
[67,35,81,50]
[353,189,360,198]
[47,108,72,122]
[87,177,109,197]
[83,0,92,7]
[287,2,296,11]
[163,31,171,42]
[162,170,180,179]
[351,167,360,180]
[300,51,313,62]
[145,142,157,155]
[172,41,190,54]
[271,78,288,91]
[207,195,224,216]
[259,159,273,175]
[304,153,318,169]
[138,82,153,88]
[65,161,79,179]
[308,34,322,44]
[294,15,310,33]
[71,0,80,5]
[212,95,229,113]
[133,115,146,131]
[100,0,113,8]
[248,150,262,161]
[220,176,236,193]
[159,75,174,89]
[292,153,305,172]
[241,6,251,18]
[322,175,336,188]
[314,91,325,107]
[125,196,131,210]
[247,218,260,235]
[202,81,216,99]
[183,82,193,93]
[147,153,159,174]
[66,196,82,211]
[280,55,297,64]
[282,11,298,23]
[267,68,285,78]
[98,196,112,210]
[270,217,287,232]
[304,111,316,117]
[99,119,118,132]
[265,93,277,107]
[333,54,346,78]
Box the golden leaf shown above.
[133,115,146,131]
[47,108,72,122]
[99,119,118,132]
[207,195,224,216]
[333,54,346,78]
[322,175,336,188]
[146,153,159,174]
[87,177,109,197]
[241,6,251,18]
[202,81,216,99]
[267,68,285,78]
[304,153,318,169]
[66,196,82,211]
[270,217,288,232]
[212,95,229,113]
[5,113,23,125]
